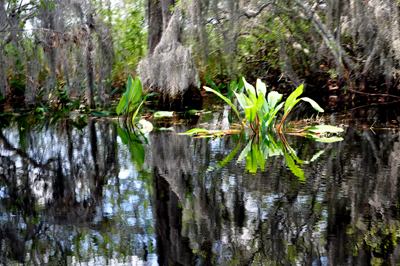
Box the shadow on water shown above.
[0,113,400,265]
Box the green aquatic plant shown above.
[202,77,325,134]
[116,75,146,124]
[115,75,155,133]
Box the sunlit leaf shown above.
[234,91,248,110]
[267,91,283,111]
[243,77,256,96]
[256,79,267,96]
[154,111,174,117]
[127,76,142,107]
[244,105,256,123]
[204,86,241,122]
[263,102,284,130]
[116,95,126,115]
[256,93,264,116]
[284,84,304,115]
[300,97,324,113]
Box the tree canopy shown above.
[1,0,400,108]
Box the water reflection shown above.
[0,115,400,265]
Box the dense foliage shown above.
[2,0,400,109]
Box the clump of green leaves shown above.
[202,77,324,134]
[115,75,155,134]
[116,75,146,124]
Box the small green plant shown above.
[115,75,155,135]
[116,75,146,126]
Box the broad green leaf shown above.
[304,125,344,133]
[264,102,284,129]
[243,93,254,106]
[234,91,248,110]
[300,97,324,113]
[154,111,174,117]
[261,100,270,119]
[256,93,264,112]
[284,84,304,115]
[256,79,267,96]
[243,77,256,96]
[244,105,256,123]
[116,95,126,115]
[128,76,142,105]
[267,91,283,110]
[204,86,241,121]
[138,119,153,134]
[133,77,143,103]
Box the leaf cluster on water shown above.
[185,77,345,177]
[203,77,326,134]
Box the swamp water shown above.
[0,111,400,265]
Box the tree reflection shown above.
[1,115,400,265]
[0,116,152,265]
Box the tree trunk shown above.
[148,0,163,55]
[85,15,96,109]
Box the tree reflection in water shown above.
[0,116,400,265]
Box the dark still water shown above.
[0,114,400,265]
